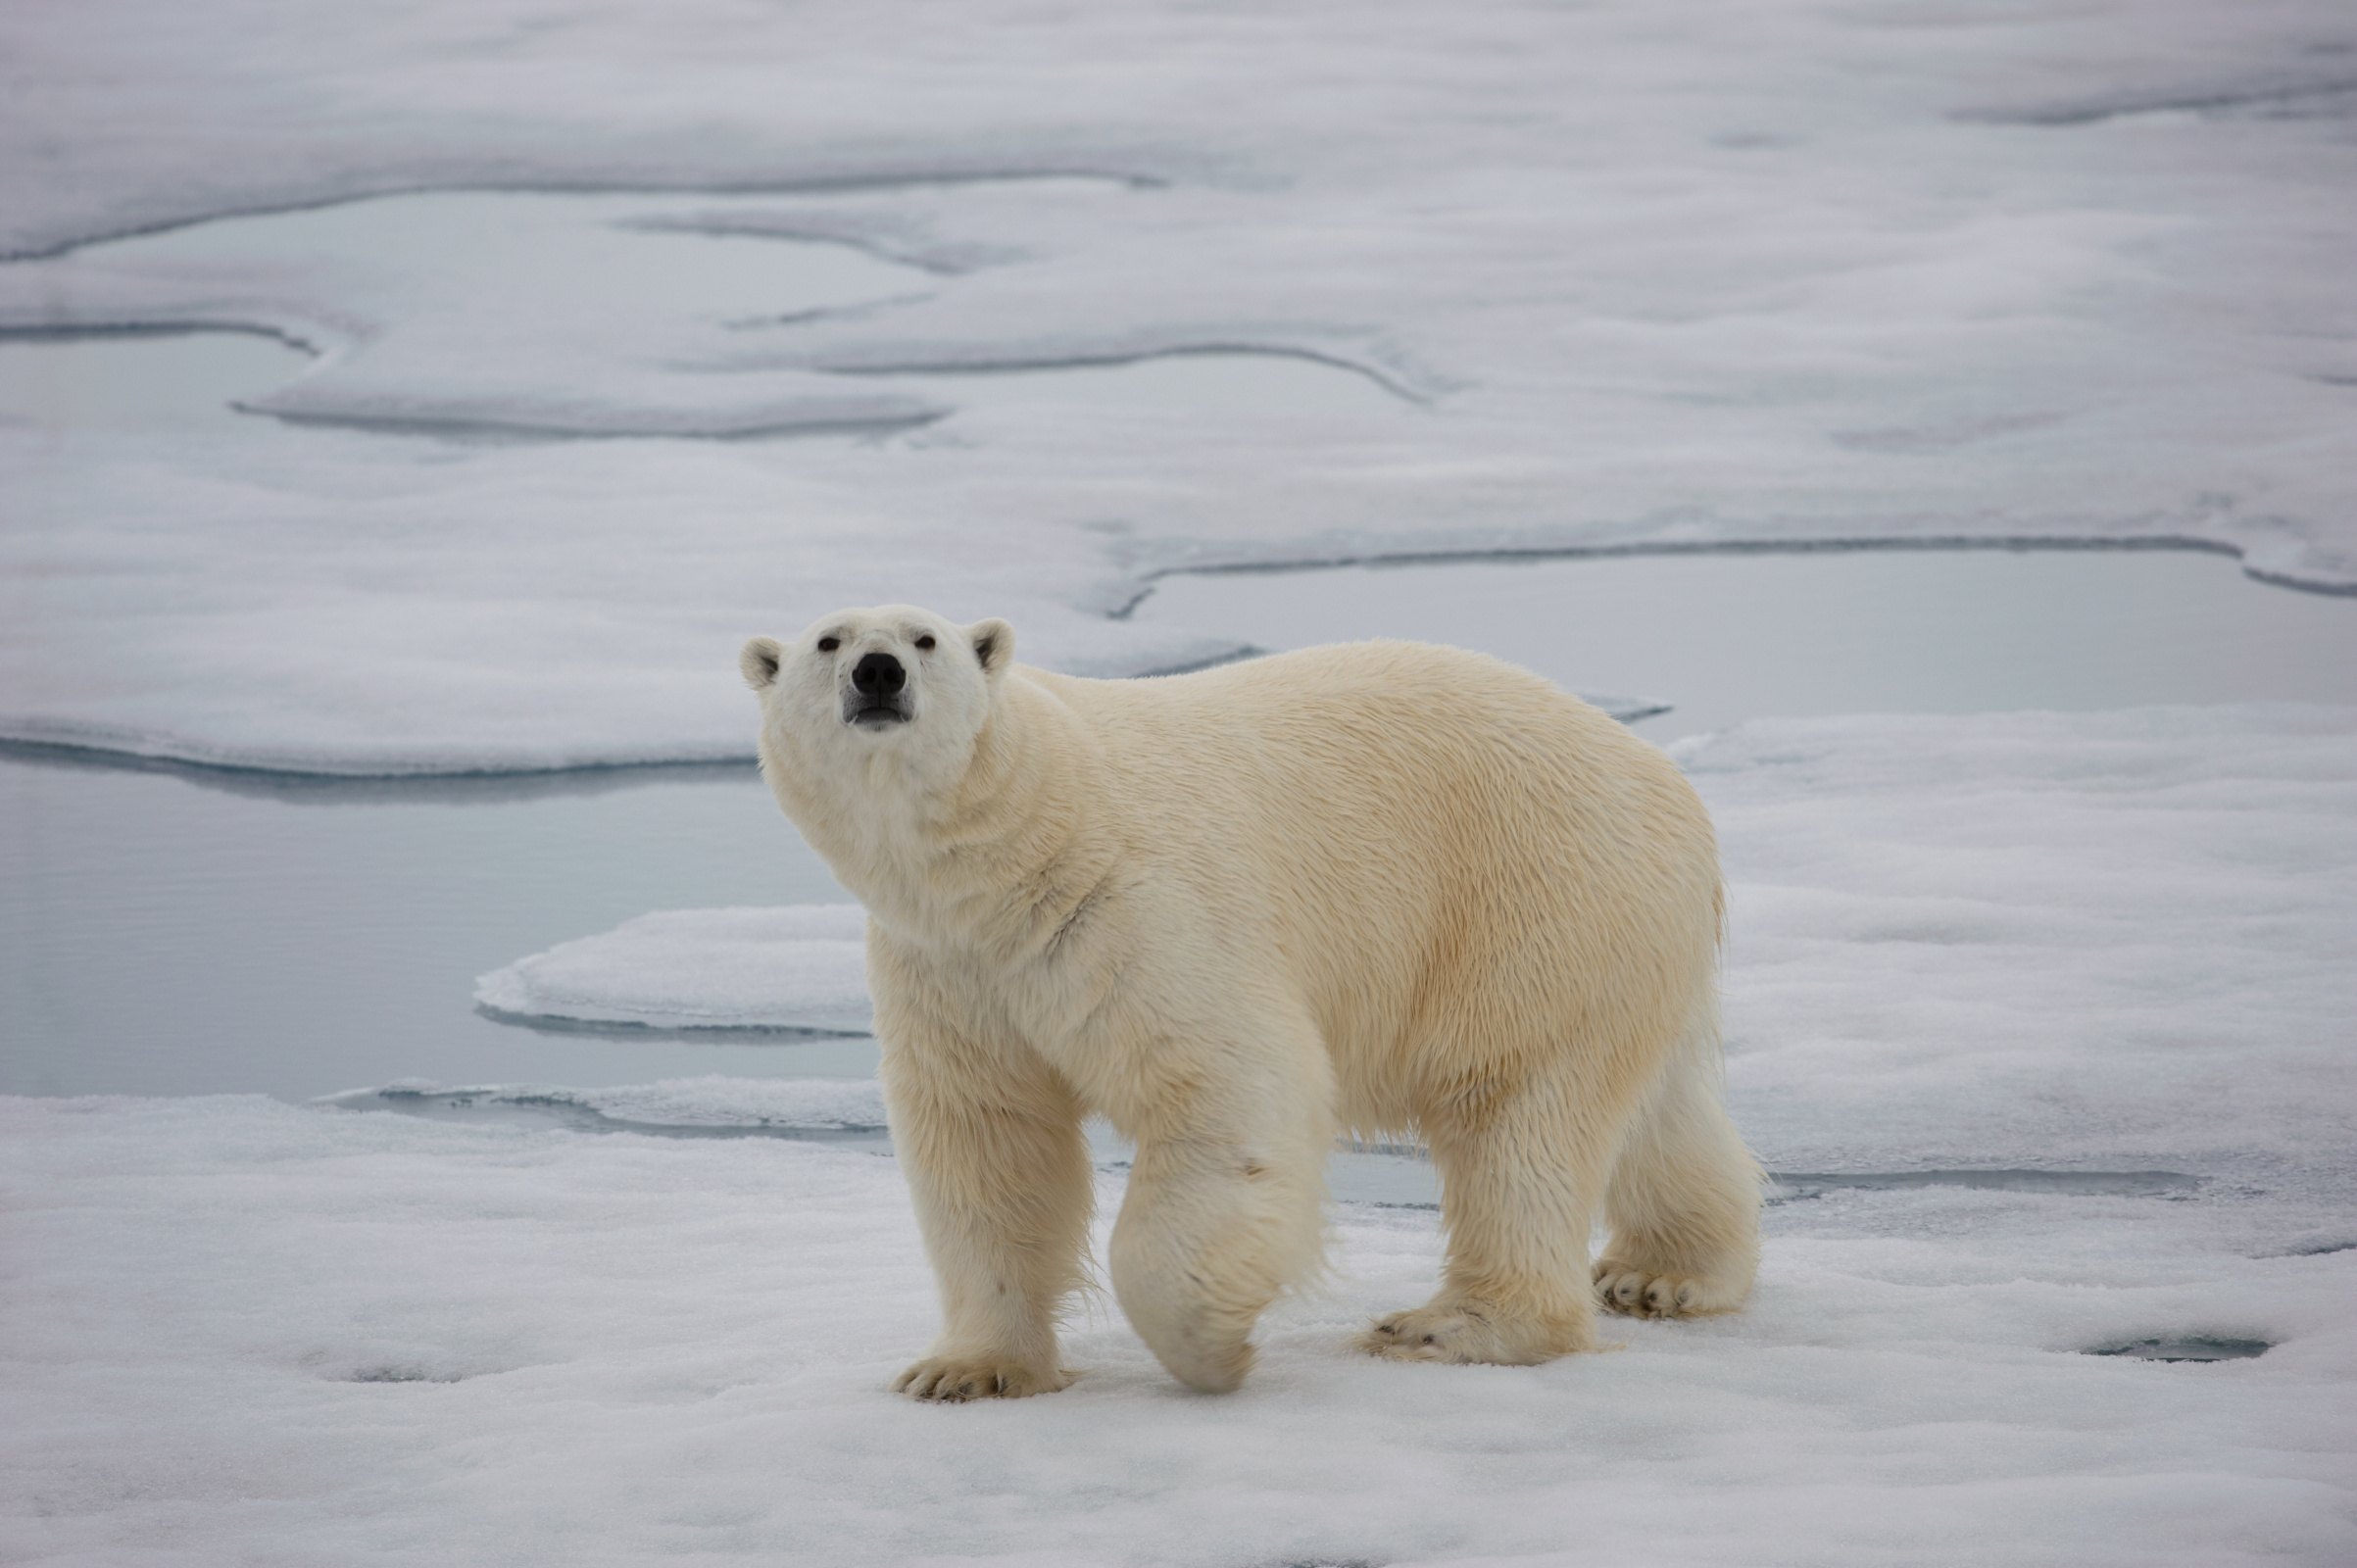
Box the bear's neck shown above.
[810,676,1111,959]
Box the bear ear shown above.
[739,636,784,691]
[967,617,1014,680]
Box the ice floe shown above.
[1688,704,2356,1226]
[5,0,2356,772]
[474,905,872,1035]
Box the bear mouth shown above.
[844,700,911,729]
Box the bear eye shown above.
[914,635,936,651]
[816,636,839,653]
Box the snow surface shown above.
[9,706,2352,1564]
[7,1093,2351,1568]
[6,0,2357,772]
[6,0,2355,1556]
[475,905,874,1035]
[1687,705,2357,1216]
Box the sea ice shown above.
[6,1,2356,1556]
[6,705,2353,1563]
[474,905,873,1035]
[4,1102,2348,1566]
[4,0,2355,772]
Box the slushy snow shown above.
[5,0,2356,771]
[8,706,2352,1564]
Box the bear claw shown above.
[1354,1302,1579,1365]
[1592,1260,1734,1319]
[893,1356,1071,1401]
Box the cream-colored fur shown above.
[741,605,1761,1399]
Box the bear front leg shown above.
[881,1033,1094,1401]
[1108,1049,1333,1394]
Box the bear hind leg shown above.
[1358,1069,1611,1366]
[1593,1021,1763,1320]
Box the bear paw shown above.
[1592,1259,1741,1319]
[892,1355,1071,1401]
[1353,1302,1582,1366]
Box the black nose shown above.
[853,652,906,697]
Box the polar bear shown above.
[741,606,1760,1399]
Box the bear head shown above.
[741,605,1014,776]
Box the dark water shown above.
[0,752,860,1100]
[0,330,310,433]
[2088,1337,2272,1362]
[1139,547,2357,742]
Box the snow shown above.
[6,0,2356,1556]
[474,905,874,1035]
[6,0,2357,772]
[1686,704,2357,1230]
[8,705,2353,1564]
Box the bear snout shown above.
[843,650,913,728]
[854,652,907,698]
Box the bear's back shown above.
[1019,642,1719,1091]
[1027,639,1679,834]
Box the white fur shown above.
[743,605,1761,1398]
